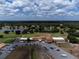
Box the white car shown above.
[42,41,45,43]
[61,54,67,57]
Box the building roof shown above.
[53,37,64,40]
[30,38,33,40]
[19,38,27,40]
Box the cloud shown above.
[0,0,79,16]
[23,7,32,12]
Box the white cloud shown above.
[23,7,32,12]
[55,9,66,13]
[53,0,64,4]
[11,0,25,7]
[68,11,79,16]
[0,0,6,4]
[0,0,79,16]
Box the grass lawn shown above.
[0,32,41,43]
[0,32,68,43]
[76,37,79,40]
[51,32,68,38]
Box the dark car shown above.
[50,47,54,50]
[44,47,48,50]
[0,52,2,55]
[56,49,60,51]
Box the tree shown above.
[67,35,79,43]
[15,30,21,35]
[71,32,79,37]
[4,31,10,34]
[60,30,64,34]
[29,29,34,33]
[52,27,59,33]
[0,35,3,38]
[67,28,76,33]
[22,29,28,34]
[27,38,31,42]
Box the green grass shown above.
[51,32,68,38]
[0,32,40,43]
[0,32,68,43]
[21,32,40,37]
[76,37,79,40]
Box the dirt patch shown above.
[0,43,6,49]
[70,44,79,59]
[32,33,53,42]
[59,43,79,59]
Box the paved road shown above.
[36,41,78,59]
[0,42,78,59]
[0,44,14,59]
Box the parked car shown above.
[56,49,60,51]
[61,54,67,57]
[50,47,54,50]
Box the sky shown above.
[0,0,79,21]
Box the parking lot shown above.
[0,41,77,59]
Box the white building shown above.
[19,38,28,41]
[52,37,66,44]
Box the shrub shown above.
[15,30,21,35]
[67,35,79,43]
[52,28,59,33]
[22,29,27,34]
[0,35,3,38]
[4,31,10,34]
[4,38,15,43]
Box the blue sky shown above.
[0,0,79,21]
